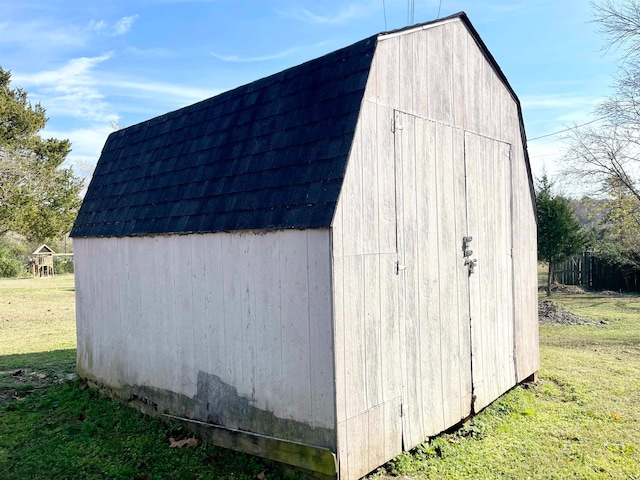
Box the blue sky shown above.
[1,0,618,184]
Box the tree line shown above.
[538,0,640,295]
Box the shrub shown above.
[0,249,24,277]
[54,257,74,274]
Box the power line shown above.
[528,116,607,142]
[382,0,387,30]
[437,0,443,19]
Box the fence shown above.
[555,252,640,292]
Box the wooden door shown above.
[393,111,472,449]
[393,111,515,449]
[464,131,515,411]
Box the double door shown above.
[393,110,515,448]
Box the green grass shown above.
[1,275,640,479]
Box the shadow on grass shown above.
[0,349,76,374]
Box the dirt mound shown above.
[538,300,606,326]
[538,284,585,294]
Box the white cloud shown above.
[0,20,87,48]
[276,2,379,26]
[113,15,139,35]
[99,78,219,104]
[86,15,139,37]
[87,19,107,32]
[211,46,302,63]
[44,125,115,181]
[13,54,116,123]
[126,46,175,57]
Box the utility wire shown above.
[382,0,387,30]
[437,0,443,19]
[528,116,607,141]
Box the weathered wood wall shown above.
[74,229,336,448]
[332,18,538,479]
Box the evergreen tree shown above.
[0,66,83,243]
[536,175,588,296]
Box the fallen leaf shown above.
[610,413,621,420]
[256,470,266,480]
[169,437,200,448]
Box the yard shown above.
[0,275,639,479]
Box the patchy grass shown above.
[2,275,640,479]
[0,275,76,356]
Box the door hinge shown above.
[395,261,406,275]
[392,112,403,133]
[400,403,405,417]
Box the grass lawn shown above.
[1,274,639,479]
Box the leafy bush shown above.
[54,257,74,274]
[0,249,24,277]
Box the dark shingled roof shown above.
[71,35,377,238]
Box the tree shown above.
[0,67,83,243]
[562,1,640,274]
[536,175,589,296]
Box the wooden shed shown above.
[71,12,538,480]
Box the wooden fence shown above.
[555,252,640,292]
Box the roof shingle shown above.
[71,35,377,238]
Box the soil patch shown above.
[538,284,586,294]
[0,369,76,404]
[538,300,606,326]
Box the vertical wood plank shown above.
[136,236,162,390]
[307,230,335,429]
[361,100,380,255]
[435,122,463,427]
[346,413,368,480]
[203,233,226,380]
[253,232,284,418]
[399,32,414,114]
[427,25,453,124]
[465,132,486,409]
[364,255,382,410]
[221,234,242,397]
[466,35,483,133]
[332,253,346,425]
[342,123,364,257]
[416,117,446,436]
[280,231,312,422]
[452,127,473,419]
[414,29,429,119]
[375,38,400,108]
[376,104,397,254]
[239,233,256,399]
[452,21,468,129]
[399,113,425,447]
[343,254,366,420]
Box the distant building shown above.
[30,244,55,277]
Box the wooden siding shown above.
[333,18,538,479]
[74,229,336,447]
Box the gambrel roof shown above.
[71,36,376,238]
[71,12,532,238]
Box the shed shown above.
[31,244,55,277]
[71,12,538,480]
